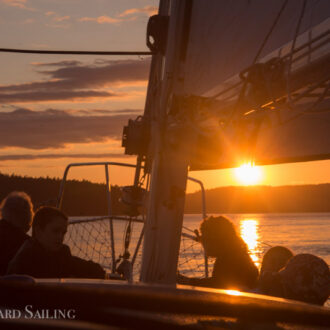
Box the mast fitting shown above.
[147,15,169,54]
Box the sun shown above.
[234,162,262,185]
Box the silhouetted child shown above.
[7,206,105,279]
[260,246,294,275]
[177,216,258,290]
[257,246,294,298]
[0,192,34,275]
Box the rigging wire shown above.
[210,0,289,102]
[280,82,330,125]
[280,0,330,122]
[206,0,291,163]
[232,0,289,111]
[286,0,307,105]
[210,0,329,140]
[0,48,153,56]
[252,0,289,64]
[181,1,289,162]
[208,30,329,103]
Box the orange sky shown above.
[0,0,329,194]
[1,155,329,193]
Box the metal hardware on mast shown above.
[140,0,193,284]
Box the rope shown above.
[0,48,153,56]
[182,225,196,234]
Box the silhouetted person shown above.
[0,192,33,275]
[7,206,105,279]
[178,216,258,290]
[259,253,330,305]
[280,254,329,305]
[260,246,293,275]
[257,246,294,298]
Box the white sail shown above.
[175,0,330,169]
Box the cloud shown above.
[53,108,142,116]
[45,11,55,16]
[0,153,130,161]
[2,0,26,9]
[23,18,34,24]
[0,108,137,149]
[118,5,157,17]
[45,23,70,29]
[78,5,157,25]
[53,15,70,22]
[29,43,49,49]
[31,60,82,67]
[0,90,118,103]
[0,58,150,103]
[79,15,121,25]
[44,59,151,87]
[65,108,142,116]
[93,109,142,115]
[1,0,35,11]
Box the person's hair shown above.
[280,253,330,305]
[32,206,68,237]
[0,191,33,232]
[260,246,293,275]
[200,215,248,256]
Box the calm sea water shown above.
[67,212,330,306]
[183,213,330,267]
[68,212,330,272]
[182,213,330,308]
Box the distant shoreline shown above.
[1,173,329,215]
[183,211,330,215]
[185,183,330,214]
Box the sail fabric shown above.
[183,0,329,95]
[175,0,330,169]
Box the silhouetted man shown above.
[7,206,105,279]
[0,192,33,275]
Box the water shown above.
[68,212,330,274]
[67,212,330,306]
[183,213,330,268]
[183,213,330,308]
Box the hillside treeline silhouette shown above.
[0,173,329,215]
[185,184,330,213]
[0,173,125,216]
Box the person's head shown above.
[199,215,247,257]
[32,207,68,252]
[279,253,330,306]
[0,191,33,233]
[260,246,294,275]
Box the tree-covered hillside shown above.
[0,173,329,215]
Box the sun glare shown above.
[225,290,241,296]
[234,162,262,185]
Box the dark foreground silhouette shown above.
[7,206,105,279]
[178,216,258,290]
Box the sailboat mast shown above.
[140,0,193,284]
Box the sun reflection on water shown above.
[240,219,260,267]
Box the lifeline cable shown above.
[0,48,153,56]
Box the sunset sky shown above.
[0,0,329,193]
